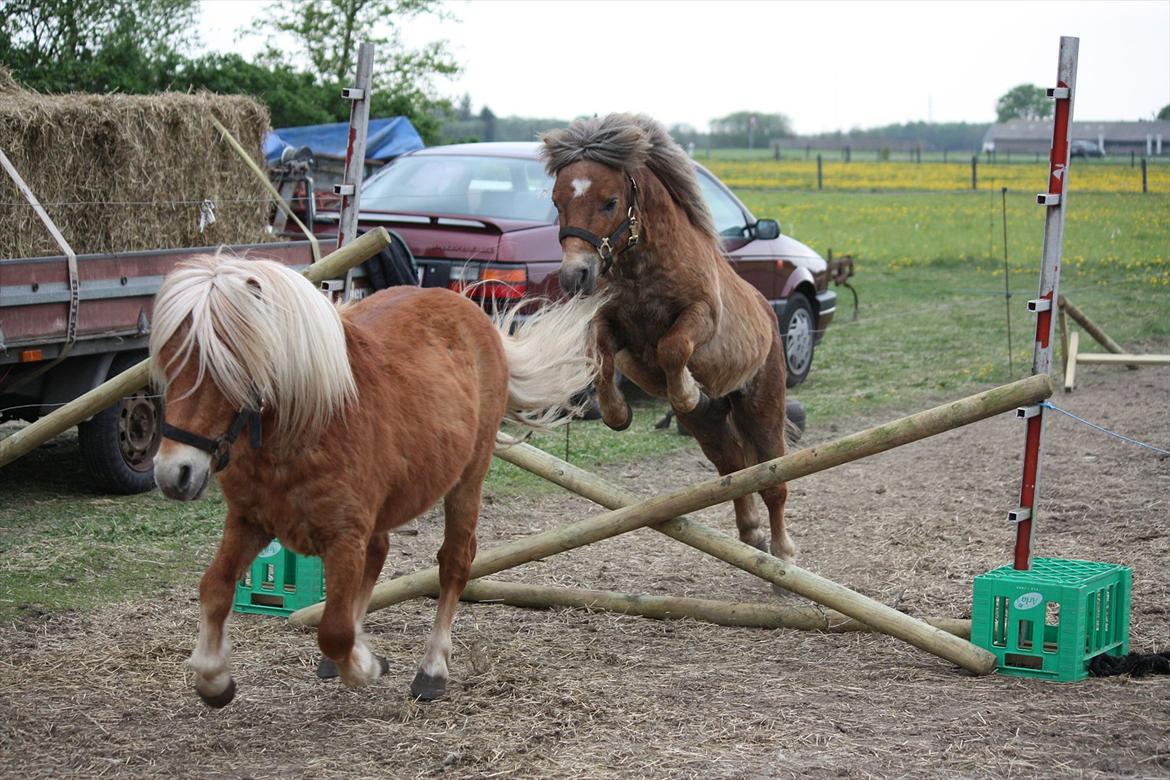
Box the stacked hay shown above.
[0,70,274,259]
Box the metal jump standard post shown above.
[972,37,1132,682]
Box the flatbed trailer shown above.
[0,240,325,493]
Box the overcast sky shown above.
[198,0,1170,134]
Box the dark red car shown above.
[316,142,836,386]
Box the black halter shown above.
[558,176,640,276]
[162,402,263,473]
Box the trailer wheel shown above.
[78,353,161,494]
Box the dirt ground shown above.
[1,366,1167,780]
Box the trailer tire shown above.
[78,352,161,494]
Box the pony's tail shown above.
[492,294,606,434]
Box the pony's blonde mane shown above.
[149,254,357,446]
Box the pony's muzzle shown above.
[558,250,599,295]
[155,443,212,501]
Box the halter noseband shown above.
[162,401,263,473]
[558,176,640,276]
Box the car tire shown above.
[78,352,162,494]
[780,294,815,388]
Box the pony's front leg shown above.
[658,303,717,414]
[318,533,390,689]
[593,318,632,431]
[412,477,481,700]
[189,514,271,708]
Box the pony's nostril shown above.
[178,464,192,491]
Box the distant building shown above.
[982,119,1169,156]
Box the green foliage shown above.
[249,0,457,138]
[0,0,457,143]
[996,83,1053,123]
[1158,104,1170,121]
[178,53,338,127]
[0,0,198,93]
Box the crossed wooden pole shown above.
[291,374,1056,676]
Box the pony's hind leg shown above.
[412,475,481,701]
[676,396,769,552]
[318,529,389,688]
[189,514,271,708]
[732,335,795,563]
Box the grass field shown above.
[2,184,1167,622]
[703,155,1169,193]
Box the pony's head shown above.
[148,254,357,500]
[540,113,716,294]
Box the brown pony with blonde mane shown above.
[150,254,601,705]
[542,113,795,564]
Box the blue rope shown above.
[1040,401,1170,457]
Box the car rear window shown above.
[362,155,557,222]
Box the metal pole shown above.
[816,154,823,190]
[1001,186,1013,378]
[1014,36,1078,571]
[337,41,375,299]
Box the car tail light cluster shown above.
[447,263,528,301]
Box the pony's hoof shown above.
[378,655,390,677]
[316,657,339,679]
[197,678,237,708]
[605,404,633,432]
[410,670,448,701]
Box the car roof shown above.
[406,142,542,160]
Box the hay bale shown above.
[0,73,274,258]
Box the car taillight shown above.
[445,264,527,301]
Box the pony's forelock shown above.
[540,113,717,240]
[149,254,357,446]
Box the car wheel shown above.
[78,352,162,494]
[780,294,815,388]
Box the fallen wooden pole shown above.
[449,579,972,638]
[1075,353,1169,366]
[0,228,391,469]
[294,374,1052,674]
[1058,295,1137,370]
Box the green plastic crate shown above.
[972,557,1131,682]
[233,540,324,617]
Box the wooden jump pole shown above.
[1058,295,1137,370]
[0,228,392,469]
[448,579,972,638]
[490,444,996,674]
[292,374,1053,674]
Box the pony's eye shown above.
[603,198,618,213]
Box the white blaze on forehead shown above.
[571,178,592,198]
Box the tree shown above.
[995,84,1052,123]
[479,106,497,142]
[250,0,458,133]
[1158,104,1170,121]
[0,0,198,93]
[457,92,472,121]
[707,111,792,149]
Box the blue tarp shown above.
[263,116,424,164]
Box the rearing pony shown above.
[150,254,601,705]
[542,114,795,563]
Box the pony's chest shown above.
[605,289,682,348]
